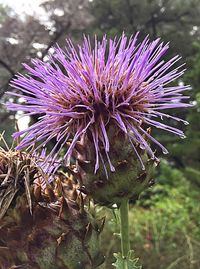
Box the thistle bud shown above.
[72,126,158,206]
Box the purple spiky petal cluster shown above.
[7,33,191,173]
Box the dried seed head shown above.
[0,174,104,269]
[0,145,45,220]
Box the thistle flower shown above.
[7,33,191,175]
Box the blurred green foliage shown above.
[100,160,200,269]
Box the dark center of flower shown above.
[93,102,109,120]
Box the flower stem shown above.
[119,199,130,269]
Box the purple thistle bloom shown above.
[7,33,191,173]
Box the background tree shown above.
[88,0,200,59]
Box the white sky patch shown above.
[15,111,30,131]
[178,80,184,86]
[0,0,45,15]
[37,51,43,58]
[54,8,64,17]
[6,37,19,44]
[32,42,48,50]
[0,0,49,24]
[190,25,199,36]
[18,97,26,103]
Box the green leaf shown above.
[112,250,142,269]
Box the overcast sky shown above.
[0,0,45,16]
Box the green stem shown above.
[119,199,130,269]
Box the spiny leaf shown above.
[112,250,142,269]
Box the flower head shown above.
[7,33,191,173]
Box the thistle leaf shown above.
[112,251,142,269]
